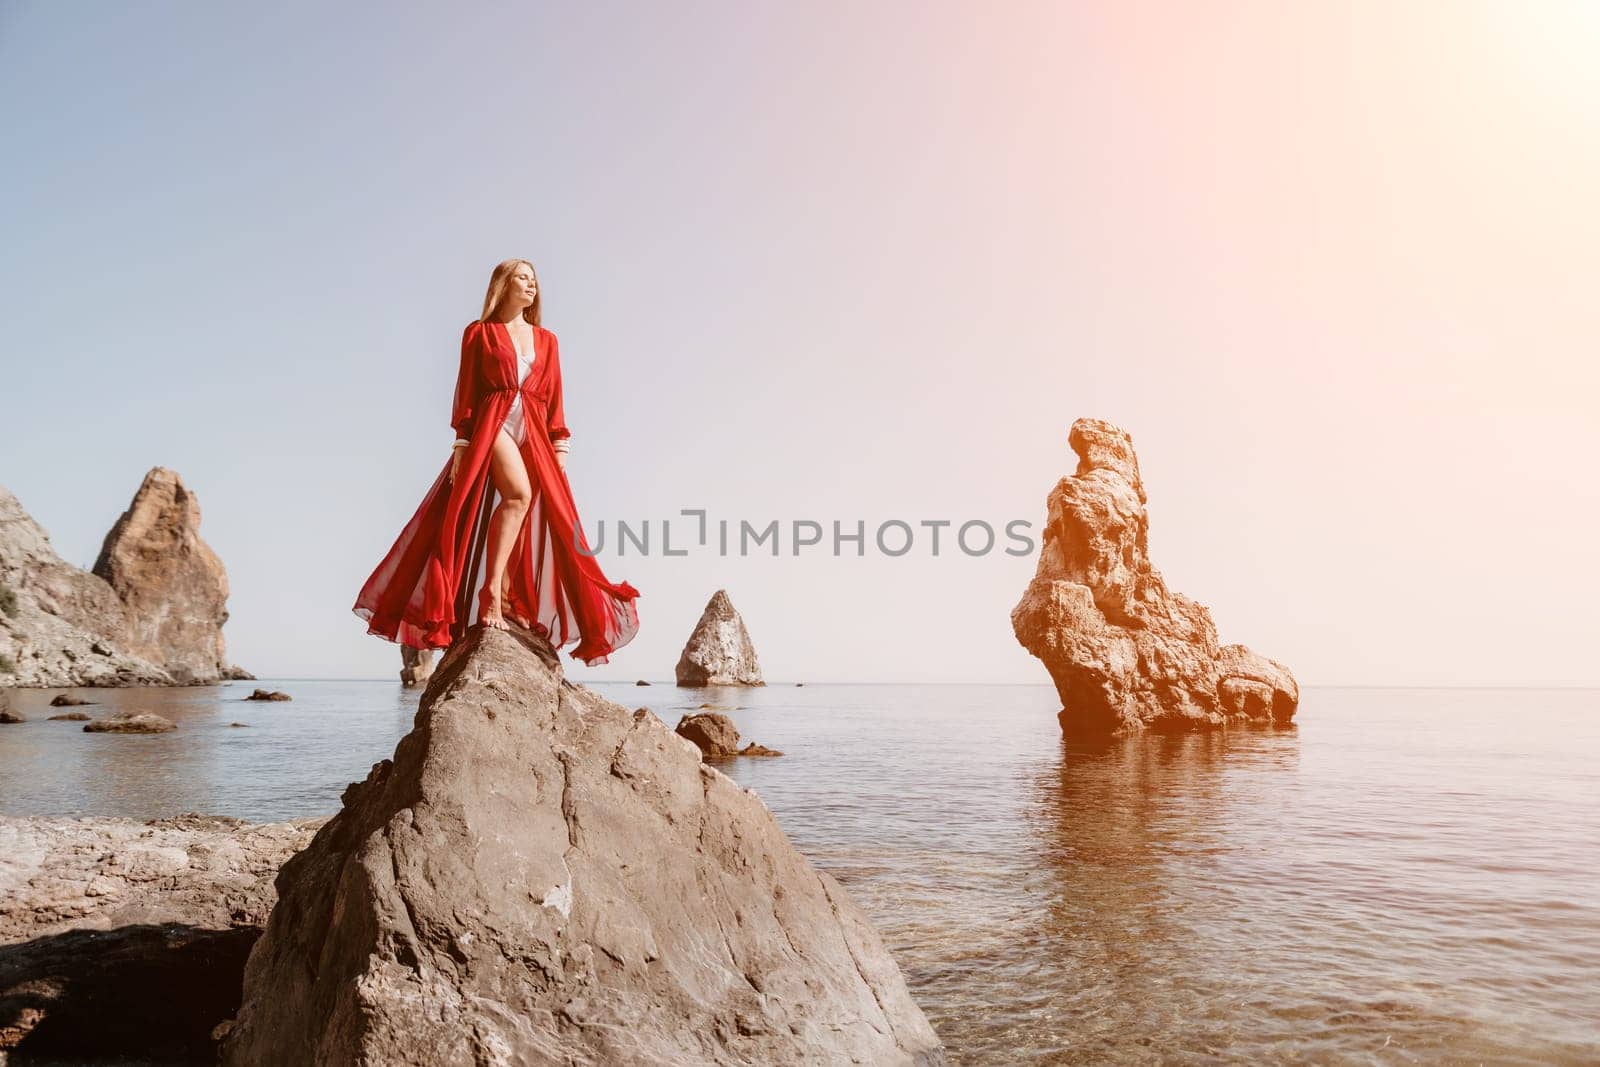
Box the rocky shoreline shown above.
[0,812,325,1062]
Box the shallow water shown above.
[2,680,1596,1064]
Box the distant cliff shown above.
[0,469,252,687]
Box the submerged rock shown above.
[48,694,92,707]
[1011,418,1299,735]
[675,589,765,686]
[47,712,91,721]
[83,713,177,734]
[222,626,940,1066]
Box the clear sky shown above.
[2,2,1596,686]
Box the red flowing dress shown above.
[352,320,640,665]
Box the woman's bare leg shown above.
[481,429,531,630]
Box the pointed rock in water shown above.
[399,644,435,689]
[221,626,942,1066]
[675,589,765,686]
[92,467,242,686]
[1011,418,1299,735]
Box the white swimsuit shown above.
[500,341,537,447]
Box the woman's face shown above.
[509,264,538,307]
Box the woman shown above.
[352,259,640,665]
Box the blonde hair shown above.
[479,259,543,325]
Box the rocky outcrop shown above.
[222,626,941,1066]
[92,468,243,686]
[1012,418,1299,735]
[244,688,290,702]
[400,644,435,688]
[676,711,784,761]
[0,813,326,1062]
[0,474,250,688]
[675,589,765,687]
[0,486,172,687]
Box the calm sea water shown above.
[2,680,1597,1065]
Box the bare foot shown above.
[479,587,510,631]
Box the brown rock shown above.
[0,710,24,724]
[83,713,177,734]
[737,742,784,757]
[47,712,91,721]
[1011,418,1299,735]
[220,626,943,1066]
[675,589,765,686]
[49,694,92,707]
[399,644,435,689]
[1216,643,1299,723]
[244,689,291,702]
[676,711,741,759]
[92,468,240,686]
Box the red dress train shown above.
[352,320,639,665]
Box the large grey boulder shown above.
[221,626,942,1066]
[1011,418,1299,735]
[675,589,765,686]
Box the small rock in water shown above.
[83,713,177,734]
[737,741,784,757]
[0,709,26,724]
[228,722,250,727]
[49,693,93,707]
[635,679,651,685]
[676,711,741,759]
[48,712,92,721]
[244,688,291,702]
